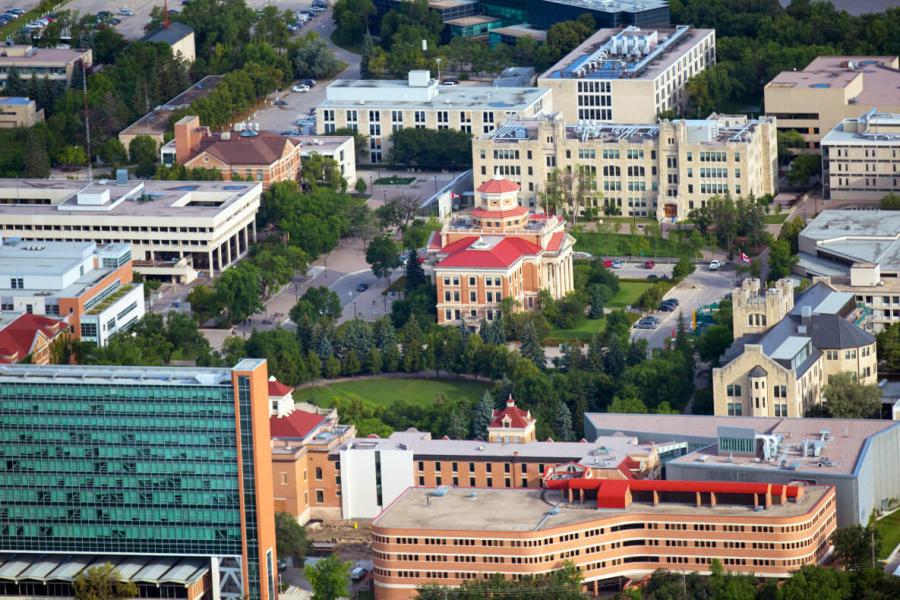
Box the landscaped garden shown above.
[374,175,416,185]
[873,509,900,560]
[294,377,490,411]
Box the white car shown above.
[291,84,310,93]
[119,7,134,16]
[708,259,722,271]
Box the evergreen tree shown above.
[317,335,334,362]
[552,397,574,441]
[587,285,604,319]
[306,350,322,381]
[5,68,25,97]
[603,336,626,377]
[471,390,495,439]
[360,33,376,78]
[447,409,468,439]
[587,333,605,371]
[480,319,505,345]
[404,248,426,292]
[494,375,514,401]
[23,127,50,178]
[367,347,383,374]
[626,338,648,366]
[519,320,546,368]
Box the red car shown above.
[603,259,613,268]
[644,260,656,269]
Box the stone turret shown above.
[732,278,794,339]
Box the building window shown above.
[280,473,288,485]
[726,384,742,397]
[315,467,322,480]
[727,402,743,416]
[9,277,23,289]
[315,490,324,504]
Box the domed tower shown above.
[471,175,529,233]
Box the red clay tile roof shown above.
[546,231,566,252]
[268,379,295,397]
[0,313,68,364]
[477,177,520,194]
[470,206,529,219]
[437,237,542,269]
[196,133,296,166]
[270,410,326,440]
[490,398,533,428]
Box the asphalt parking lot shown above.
[631,266,736,349]
[608,261,675,280]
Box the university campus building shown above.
[585,413,900,527]
[371,479,837,599]
[315,70,550,163]
[0,360,278,599]
[821,109,900,201]
[797,210,900,333]
[427,177,575,328]
[764,56,900,150]
[472,112,777,219]
[0,239,143,346]
[713,278,876,418]
[0,45,92,87]
[537,26,715,124]
[0,178,262,282]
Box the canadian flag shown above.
[739,250,751,264]
[450,192,461,199]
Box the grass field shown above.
[546,317,606,343]
[608,280,655,308]
[294,377,490,410]
[374,175,416,185]
[874,509,900,560]
[575,232,699,260]
[764,213,789,224]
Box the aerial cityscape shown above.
[0,1,898,599]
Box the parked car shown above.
[291,84,309,93]
[356,283,369,292]
[119,7,134,16]
[280,130,299,136]
[659,302,676,312]
[708,259,722,271]
[633,318,659,330]
[440,78,459,86]
[602,259,613,268]
[274,98,288,106]
[301,78,316,87]
[611,260,624,269]
[644,260,655,269]
[350,564,369,581]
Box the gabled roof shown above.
[470,206,529,219]
[807,314,875,349]
[193,134,296,166]
[0,313,68,363]
[437,237,542,269]
[490,397,534,429]
[477,177,520,194]
[268,379,294,397]
[270,409,326,440]
[141,21,194,45]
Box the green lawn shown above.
[546,317,606,343]
[294,377,490,410]
[374,176,416,185]
[608,281,655,308]
[874,509,900,560]
[764,213,789,224]
[575,232,699,260]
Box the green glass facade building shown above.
[0,360,277,600]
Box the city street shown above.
[631,266,736,349]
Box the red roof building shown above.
[487,396,536,443]
[430,175,575,329]
[0,313,69,365]
[268,376,296,417]
[270,409,326,440]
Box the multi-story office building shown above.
[764,56,900,150]
[0,45,92,87]
[0,360,278,599]
[473,112,777,219]
[585,413,900,526]
[371,480,837,598]
[538,26,715,124]
[821,109,900,201]
[0,239,143,345]
[316,70,550,163]
[427,177,575,327]
[0,178,262,282]
[713,278,877,418]
[0,96,43,128]
[797,210,900,333]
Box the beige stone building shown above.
[427,176,575,328]
[797,210,900,333]
[0,45,92,87]
[141,22,196,64]
[538,25,715,124]
[0,96,43,128]
[821,110,900,201]
[315,70,550,163]
[764,56,900,150]
[473,112,777,219]
[713,279,877,418]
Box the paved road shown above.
[631,266,737,349]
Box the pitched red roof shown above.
[268,379,294,397]
[427,230,443,250]
[0,313,68,364]
[546,231,566,252]
[270,409,326,440]
[194,133,296,166]
[470,206,529,219]
[490,397,533,428]
[477,177,520,194]
[437,237,542,269]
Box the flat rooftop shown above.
[374,485,831,532]
[801,210,900,272]
[0,179,261,220]
[335,429,656,464]
[289,135,352,153]
[822,111,900,145]
[0,97,32,105]
[491,26,547,42]
[544,0,667,12]
[0,46,89,66]
[586,413,898,476]
[0,360,263,386]
[767,56,900,107]
[541,26,713,81]
[427,0,478,8]
[119,75,224,137]
[446,15,499,27]
[320,82,548,111]
[0,240,94,276]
